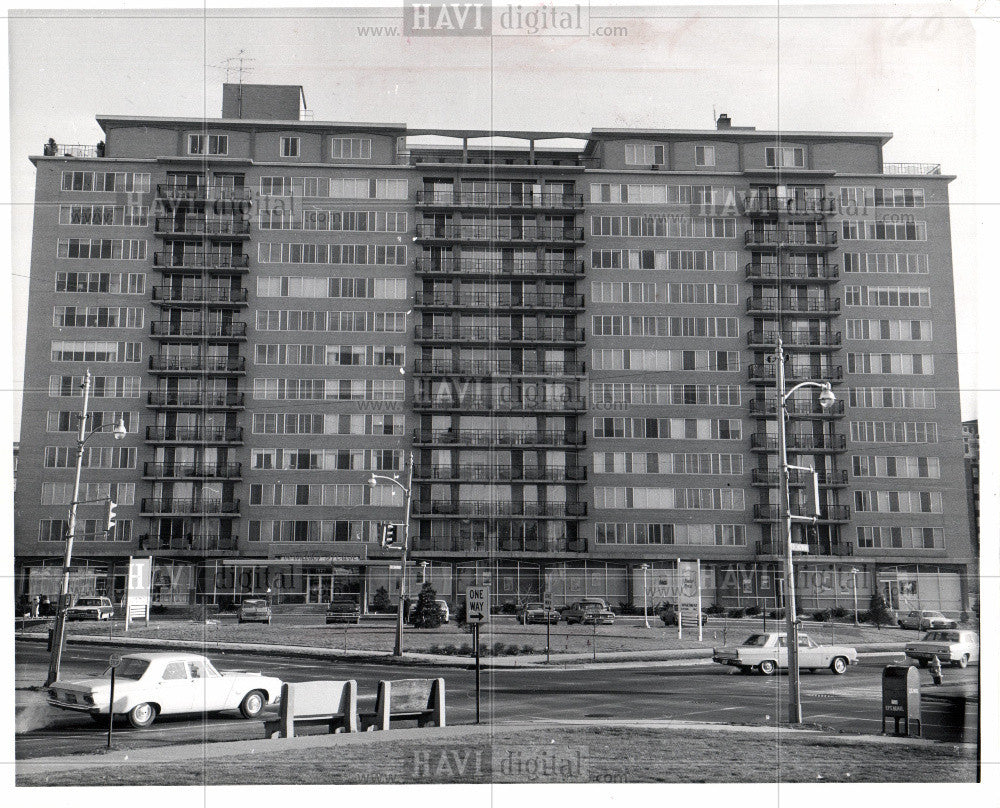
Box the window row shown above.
[593,452,744,475]
[49,375,141,398]
[38,519,133,542]
[256,276,407,299]
[848,387,936,409]
[248,519,381,543]
[252,378,405,401]
[57,239,147,260]
[593,417,743,442]
[589,183,733,205]
[856,526,944,550]
[251,449,403,471]
[592,281,739,304]
[50,341,142,363]
[845,286,931,307]
[258,210,407,232]
[251,413,404,435]
[592,349,740,372]
[595,487,745,511]
[852,455,940,479]
[845,319,932,341]
[254,344,405,367]
[591,383,742,406]
[595,522,747,546]
[842,220,927,241]
[53,306,144,328]
[61,171,150,193]
[847,353,934,376]
[44,446,137,469]
[591,249,737,271]
[257,243,406,265]
[47,411,138,433]
[255,310,407,333]
[41,482,135,505]
[854,490,942,514]
[843,253,929,274]
[839,187,926,208]
[592,316,739,338]
[249,483,398,507]
[591,216,737,238]
[55,272,146,295]
[849,421,939,443]
[259,177,407,199]
[58,205,149,227]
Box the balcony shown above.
[145,426,244,444]
[149,356,246,374]
[141,498,241,516]
[414,257,585,278]
[756,540,854,557]
[744,262,839,283]
[415,190,584,210]
[143,462,242,479]
[749,433,847,452]
[147,391,245,409]
[882,163,941,175]
[752,504,851,523]
[743,194,831,219]
[749,469,848,487]
[154,217,251,239]
[746,330,841,350]
[746,296,841,315]
[43,142,104,158]
[414,224,585,244]
[411,500,587,518]
[747,364,844,385]
[414,325,585,344]
[413,359,586,376]
[150,321,247,340]
[412,536,588,555]
[154,252,250,271]
[747,398,845,419]
[413,394,587,414]
[412,464,587,482]
[413,290,585,310]
[743,229,838,250]
[138,533,239,554]
[156,184,253,202]
[151,286,248,306]
[412,428,586,447]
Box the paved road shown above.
[16,640,977,760]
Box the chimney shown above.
[716,113,732,130]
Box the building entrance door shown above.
[306,574,333,604]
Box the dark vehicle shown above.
[326,598,361,624]
[658,603,709,626]
[517,601,560,625]
[238,598,272,624]
[563,599,615,625]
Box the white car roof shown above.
[123,652,210,663]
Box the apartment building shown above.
[14,84,974,614]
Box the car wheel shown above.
[127,702,157,728]
[240,690,266,719]
[830,656,849,675]
[759,660,777,676]
[956,654,970,669]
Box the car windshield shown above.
[924,631,959,642]
[242,600,266,607]
[75,598,100,606]
[742,635,770,646]
[117,658,150,681]
[525,603,544,610]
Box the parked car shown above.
[47,652,282,728]
[66,596,115,621]
[517,601,560,625]
[658,603,708,626]
[563,599,615,625]
[326,599,361,624]
[897,610,958,631]
[905,629,979,668]
[712,632,858,675]
[237,598,272,625]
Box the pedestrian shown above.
[403,595,412,623]
[929,654,943,686]
[40,595,51,616]
[30,595,40,618]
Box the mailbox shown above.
[882,665,921,736]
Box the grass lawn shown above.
[16,725,977,786]
[62,617,909,657]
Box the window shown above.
[765,146,805,168]
[188,134,228,155]
[624,144,666,166]
[280,137,300,158]
[330,137,372,160]
[695,146,716,167]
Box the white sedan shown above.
[905,630,980,668]
[47,652,283,728]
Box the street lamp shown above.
[369,451,414,656]
[640,564,650,628]
[774,340,836,724]
[850,567,860,625]
[421,561,428,584]
[45,369,127,686]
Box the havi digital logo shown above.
[404,1,492,36]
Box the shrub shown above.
[831,606,848,619]
[492,641,506,656]
[744,605,762,617]
[500,602,518,615]
[520,644,535,655]
[442,644,458,655]
[867,593,894,629]
[411,583,442,629]
[856,610,870,624]
[505,644,521,655]
[372,586,392,614]
[705,604,726,615]
[727,607,746,619]
[812,610,831,622]
[458,643,472,655]
[768,608,786,619]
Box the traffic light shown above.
[382,523,398,547]
[105,499,118,533]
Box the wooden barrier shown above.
[264,679,358,739]
[360,678,446,731]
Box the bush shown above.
[458,643,472,655]
[704,604,726,615]
[520,644,535,655]
[831,606,848,619]
[492,641,506,656]
[744,605,762,616]
[867,593,894,629]
[412,583,441,629]
[727,607,746,619]
[812,610,830,622]
[500,602,518,615]
[372,586,392,614]
[505,644,521,655]
[768,608,786,619]
[442,644,458,655]
[857,610,870,624]
[454,602,467,625]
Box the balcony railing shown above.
[412,536,588,554]
[415,224,585,243]
[143,462,242,479]
[156,184,253,201]
[744,262,839,282]
[750,469,848,487]
[747,398,845,418]
[43,142,104,158]
[145,426,244,443]
[149,356,246,373]
[414,257,585,276]
[411,500,588,517]
[415,325,585,343]
[147,391,245,408]
[744,229,838,248]
[415,190,584,209]
[746,297,841,315]
[151,286,248,304]
[413,359,585,376]
[752,504,851,522]
[154,217,251,237]
[139,533,239,553]
[150,321,247,338]
[414,395,587,413]
[882,163,941,175]
[141,498,241,515]
[746,330,841,349]
[756,540,854,556]
[154,252,250,270]
[747,364,844,383]
[413,465,587,482]
[742,194,832,217]
[413,290,585,309]
[749,433,847,452]
[412,428,586,446]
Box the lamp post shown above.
[773,338,836,725]
[421,561,428,584]
[640,563,650,628]
[369,451,414,657]
[850,567,860,625]
[45,369,127,686]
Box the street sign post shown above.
[466,586,489,724]
[106,653,122,749]
[543,592,553,663]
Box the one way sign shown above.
[466,586,489,624]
